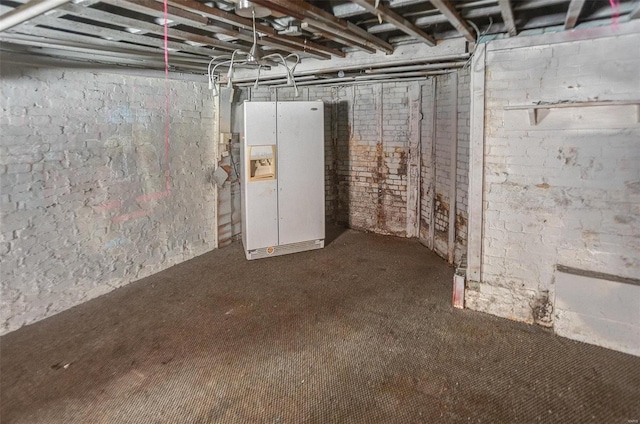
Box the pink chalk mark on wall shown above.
[609,0,620,27]
[95,200,122,211]
[111,209,151,224]
[136,191,170,203]
[102,5,173,225]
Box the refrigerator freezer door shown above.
[243,102,278,250]
[276,101,325,245]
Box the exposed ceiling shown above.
[1,0,638,84]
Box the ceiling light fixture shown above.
[234,0,270,18]
[154,17,173,25]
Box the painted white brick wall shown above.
[466,30,640,329]
[0,62,217,334]
[420,70,470,263]
[456,70,470,260]
[244,78,471,257]
[245,83,411,236]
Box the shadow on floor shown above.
[325,222,348,246]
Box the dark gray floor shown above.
[1,228,639,423]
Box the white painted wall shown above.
[245,76,472,264]
[0,60,218,334]
[466,22,640,355]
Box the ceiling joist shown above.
[58,3,231,54]
[252,0,394,54]
[630,0,640,19]
[497,0,517,36]
[1,0,637,77]
[99,0,332,59]
[428,0,476,42]
[3,26,209,65]
[350,0,436,46]
[163,0,344,57]
[564,0,586,29]
[301,20,377,53]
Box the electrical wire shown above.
[228,141,241,181]
[464,16,493,71]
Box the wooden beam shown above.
[100,0,234,47]
[0,0,71,32]
[256,0,393,53]
[497,0,517,36]
[448,72,458,264]
[164,0,343,57]
[467,43,485,283]
[102,0,331,59]
[302,20,376,53]
[350,0,436,46]
[0,32,207,70]
[630,0,640,19]
[164,0,269,32]
[564,0,586,29]
[9,46,205,71]
[406,83,422,237]
[429,0,476,42]
[59,3,229,54]
[31,15,214,56]
[428,78,437,250]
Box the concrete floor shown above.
[1,228,639,423]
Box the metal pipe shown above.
[365,61,465,74]
[0,0,72,32]
[230,53,470,83]
[267,74,452,89]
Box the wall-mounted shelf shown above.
[504,100,640,125]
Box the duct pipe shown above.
[0,0,72,32]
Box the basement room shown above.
[1,0,639,422]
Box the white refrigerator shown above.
[241,101,325,260]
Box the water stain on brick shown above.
[553,194,571,207]
[398,150,407,177]
[434,193,449,232]
[625,180,640,194]
[435,193,449,213]
[557,147,578,166]
[531,292,553,327]
[420,217,430,234]
[614,215,633,224]
[455,212,467,243]
[370,142,385,231]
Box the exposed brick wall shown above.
[466,31,640,325]
[344,83,409,235]
[243,78,470,256]
[419,69,470,262]
[0,62,217,334]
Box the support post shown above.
[467,43,486,283]
[448,72,458,264]
[406,83,422,238]
[428,78,437,250]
